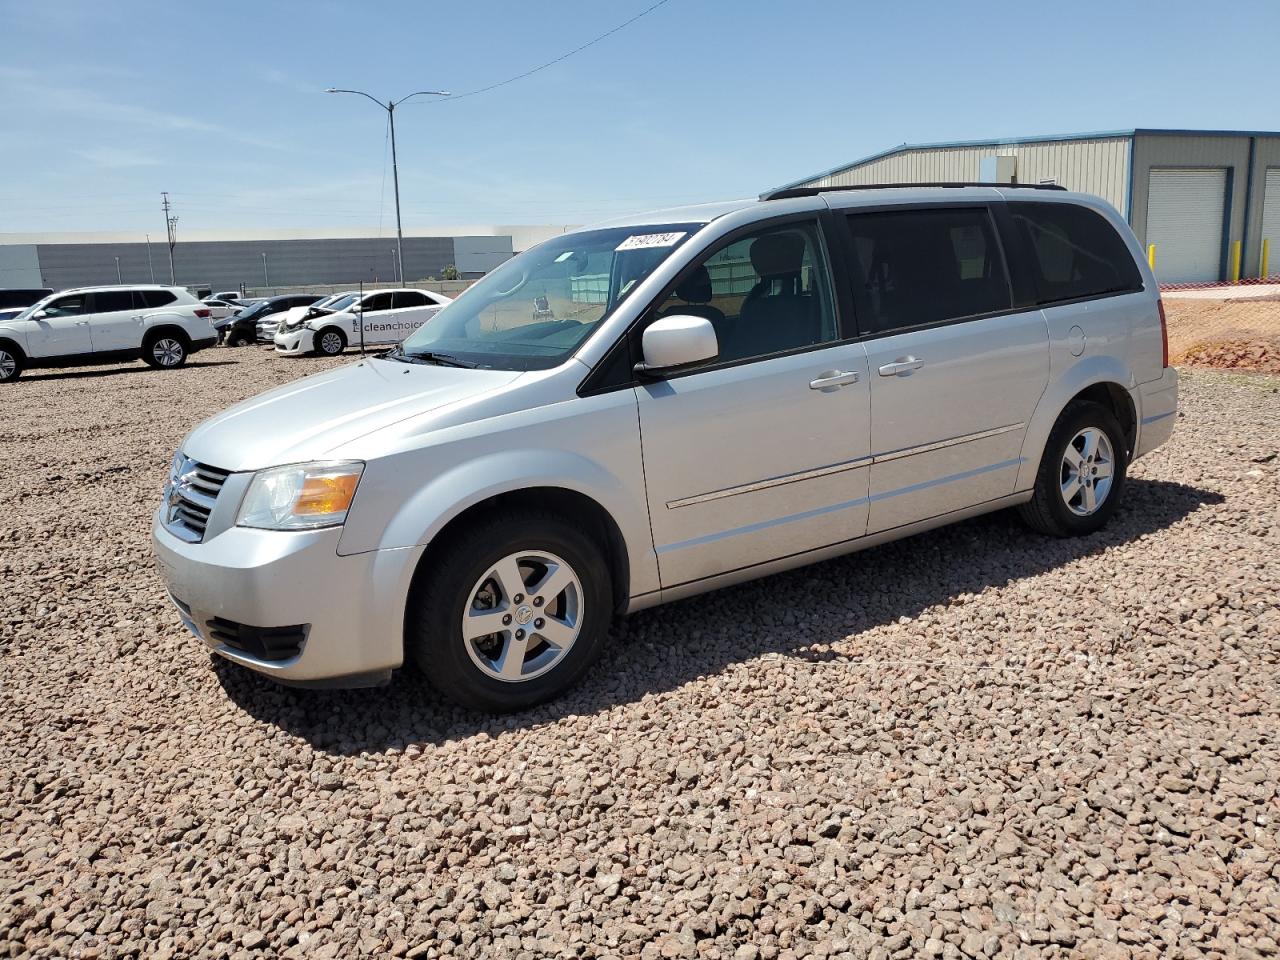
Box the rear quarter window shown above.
[140,290,178,308]
[1009,202,1143,305]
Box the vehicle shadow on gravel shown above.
[216,477,1223,753]
[20,360,238,383]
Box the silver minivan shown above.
[153,184,1178,710]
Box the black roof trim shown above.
[760,182,1068,202]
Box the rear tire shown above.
[407,511,613,712]
[1019,401,1128,537]
[315,327,346,356]
[0,343,23,383]
[144,333,189,369]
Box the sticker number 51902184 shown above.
[615,232,687,251]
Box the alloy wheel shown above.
[461,551,583,683]
[1060,427,1114,516]
[153,338,184,366]
[0,350,15,381]
[320,332,343,355]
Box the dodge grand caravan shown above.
[153,184,1178,711]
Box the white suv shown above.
[0,285,216,382]
[154,185,1177,711]
[273,288,452,356]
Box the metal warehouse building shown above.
[782,129,1280,284]
[0,225,570,293]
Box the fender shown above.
[337,446,660,601]
[1014,353,1134,491]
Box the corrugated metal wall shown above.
[803,137,1132,212]
[28,236,510,291]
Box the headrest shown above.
[750,233,805,278]
[675,265,713,304]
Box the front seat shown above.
[732,233,820,359]
[662,264,726,329]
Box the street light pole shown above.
[325,87,450,287]
[262,252,269,287]
[114,256,122,283]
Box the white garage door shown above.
[1263,168,1280,279]
[1146,168,1227,283]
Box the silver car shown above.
[153,185,1178,710]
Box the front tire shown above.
[314,327,346,356]
[407,511,613,712]
[229,334,252,348]
[0,343,23,383]
[144,334,188,369]
[1019,401,1128,537]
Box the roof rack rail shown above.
[760,181,1068,201]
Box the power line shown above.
[432,0,674,104]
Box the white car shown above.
[258,292,351,342]
[274,288,452,356]
[0,285,217,382]
[201,299,238,320]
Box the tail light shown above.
[194,308,212,319]
[1157,299,1169,368]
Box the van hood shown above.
[182,357,523,471]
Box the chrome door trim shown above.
[871,422,1025,464]
[665,421,1026,509]
[666,455,872,509]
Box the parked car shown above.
[0,308,24,322]
[0,288,54,310]
[0,285,216,382]
[273,288,452,356]
[153,184,1177,710]
[258,292,351,343]
[201,298,238,320]
[215,295,322,347]
[213,291,244,304]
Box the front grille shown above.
[207,617,308,661]
[163,457,229,542]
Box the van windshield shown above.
[397,223,701,370]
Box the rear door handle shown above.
[809,370,860,391]
[878,356,924,377]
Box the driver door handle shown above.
[878,356,925,377]
[809,370,860,391]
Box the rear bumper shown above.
[151,511,423,683]
[1133,366,1178,460]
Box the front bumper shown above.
[152,512,423,683]
[273,328,313,356]
[1134,366,1178,460]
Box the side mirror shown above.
[32,309,49,320]
[636,314,718,376]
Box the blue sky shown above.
[1,0,1277,235]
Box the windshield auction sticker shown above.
[615,232,687,251]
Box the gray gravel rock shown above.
[1,355,1278,958]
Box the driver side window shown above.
[651,220,837,366]
[42,295,89,318]
[362,292,394,312]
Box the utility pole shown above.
[145,234,156,282]
[262,252,269,286]
[114,256,122,283]
[161,192,178,284]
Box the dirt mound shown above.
[1173,335,1280,373]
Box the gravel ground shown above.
[2,348,1279,959]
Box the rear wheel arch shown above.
[143,324,192,349]
[1069,381,1136,455]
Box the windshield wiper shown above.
[399,350,479,368]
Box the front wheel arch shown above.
[405,486,631,623]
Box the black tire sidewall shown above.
[409,515,613,712]
[1037,402,1129,536]
[316,328,346,356]
[0,345,22,383]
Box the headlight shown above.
[236,461,364,530]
